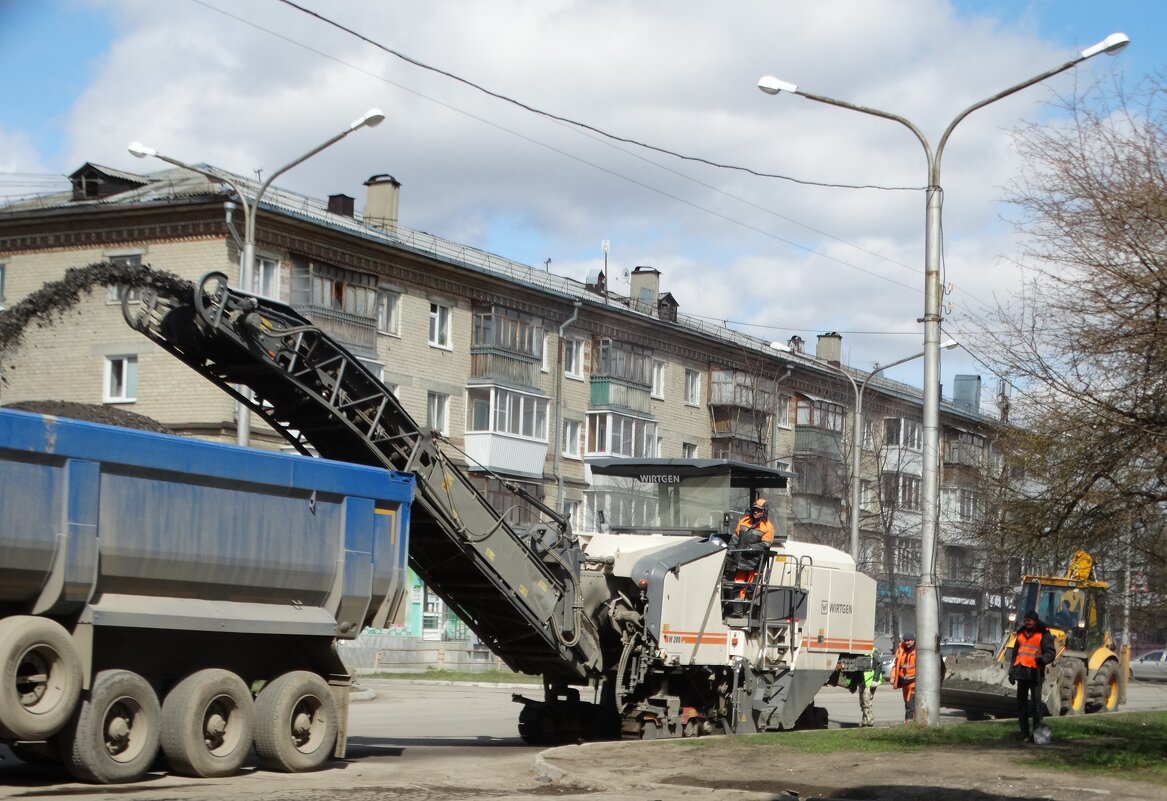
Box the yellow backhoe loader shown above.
[940,551,1127,719]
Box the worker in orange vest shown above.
[891,633,917,721]
[1008,611,1056,743]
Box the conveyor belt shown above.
[125,273,599,680]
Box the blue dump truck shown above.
[0,408,414,783]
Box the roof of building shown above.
[0,162,988,426]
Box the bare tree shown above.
[971,76,1167,635]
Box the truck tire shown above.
[59,669,161,784]
[0,616,83,740]
[1087,660,1120,713]
[253,671,337,773]
[161,669,254,778]
[1058,659,1087,715]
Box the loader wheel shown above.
[1059,660,1087,715]
[1087,660,1120,713]
[0,617,83,740]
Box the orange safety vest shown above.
[735,516,775,544]
[894,646,916,685]
[1013,630,1042,669]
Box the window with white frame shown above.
[684,368,701,405]
[860,479,875,511]
[957,488,983,521]
[562,419,581,458]
[651,359,665,399]
[464,387,548,440]
[105,254,142,303]
[563,499,582,533]
[376,289,401,335]
[428,302,451,348]
[586,411,657,457]
[682,442,697,459]
[426,391,449,434]
[104,355,138,402]
[894,538,921,575]
[884,417,922,450]
[251,256,280,299]
[563,337,584,378]
[775,394,791,428]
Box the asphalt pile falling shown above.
[0,261,191,354]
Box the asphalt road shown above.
[2,678,1165,800]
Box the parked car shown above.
[940,641,978,659]
[1130,649,1167,682]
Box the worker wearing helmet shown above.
[735,498,775,548]
[726,498,776,613]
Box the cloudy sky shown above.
[2,0,1162,403]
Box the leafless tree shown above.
[970,76,1167,639]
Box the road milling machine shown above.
[941,550,1125,719]
[123,271,877,742]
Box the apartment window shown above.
[684,369,701,406]
[426,391,449,434]
[682,442,697,459]
[376,289,401,335]
[894,538,921,576]
[472,305,543,358]
[465,387,548,441]
[104,355,138,403]
[562,419,581,458]
[252,256,280,299]
[882,473,922,511]
[796,398,845,432]
[884,417,922,450]
[428,302,451,348]
[860,479,875,511]
[542,334,550,372]
[563,338,584,378]
[957,488,983,521]
[105,254,142,303]
[586,411,657,457]
[651,360,665,399]
[563,500,582,533]
[775,394,791,428]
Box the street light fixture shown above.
[758,32,1128,725]
[129,108,385,446]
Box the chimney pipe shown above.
[364,174,401,233]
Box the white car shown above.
[1130,649,1167,682]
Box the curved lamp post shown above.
[758,32,1128,725]
[129,108,385,445]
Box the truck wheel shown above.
[1059,660,1087,715]
[0,616,83,740]
[1087,660,1120,713]
[161,669,254,778]
[253,671,337,773]
[59,669,161,784]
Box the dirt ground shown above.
[537,737,1165,801]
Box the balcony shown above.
[296,303,376,355]
[710,435,767,464]
[470,347,541,389]
[709,369,776,410]
[794,426,843,461]
[590,377,652,414]
[463,432,548,479]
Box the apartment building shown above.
[0,161,1003,642]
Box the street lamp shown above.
[758,32,1128,725]
[129,108,385,446]
[823,341,957,565]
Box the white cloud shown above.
[18,0,1137,393]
